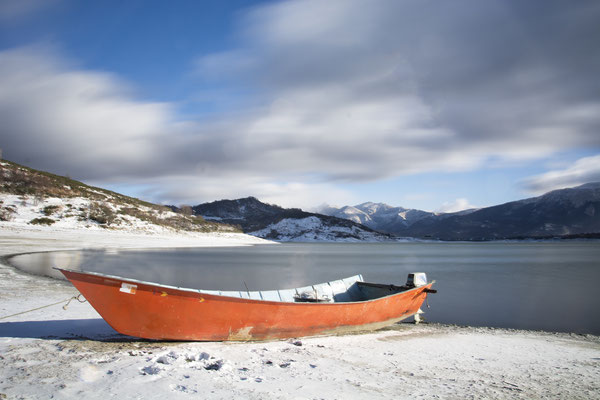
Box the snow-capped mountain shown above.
[250,216,392,242]
[318,202,443,234]
[192,197,394,242]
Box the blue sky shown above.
[1,0,599,212]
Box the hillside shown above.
[190,197,394,242]
[403,183,600,240]
[319,185,600,240]
[0,160,238,234]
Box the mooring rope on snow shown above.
[0,294,86,321]
[62,293,87,310]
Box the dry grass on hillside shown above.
[0,160,238,233]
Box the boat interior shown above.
[199,274,413,303]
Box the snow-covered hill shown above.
[192,197,394,242]
[250,216,393,242]
[0,160,237,235]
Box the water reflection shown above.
[9,251,84,280]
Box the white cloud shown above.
[196,0,600,182]
[2,0,600,209]
[0,46,173,179]
[522,155,600,194]
[435,198,477,214]
[127,175,357,211]
[0,46,364,209]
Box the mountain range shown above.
[316,202,475,233]
[2,158,598,241]
[192,183,600,241]
[187,197,393,242]
[318,183,600,240]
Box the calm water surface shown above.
[9,241,600,334]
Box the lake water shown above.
[8,241,600,335]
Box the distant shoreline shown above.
[411,232,600,241]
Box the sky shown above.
[1,0,599,212]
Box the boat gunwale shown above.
[55,267,434,306]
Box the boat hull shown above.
[59,269,434,341]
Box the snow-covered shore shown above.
[1,226,599,399]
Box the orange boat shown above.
[57,268,436,341]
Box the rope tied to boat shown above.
[0,294,87,321]
[62,293,87,310]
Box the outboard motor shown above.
[406,272,427,288]
[406,272,433,324]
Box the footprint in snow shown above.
[140,365,161,375]
[156,351,179,365]
[171,384,197,394]
[186,352,210,362]
[204,360,224,371]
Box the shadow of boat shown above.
[0,318,131,341]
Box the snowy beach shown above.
[1,226,599,399]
